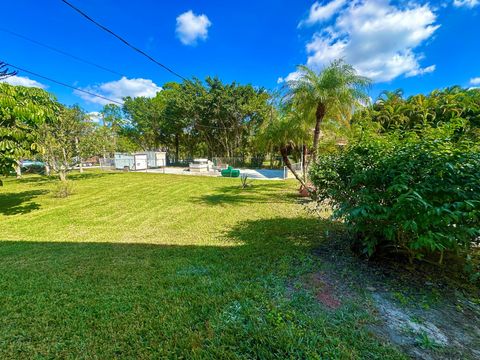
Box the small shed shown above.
[146,151,167,168]
[114,153,148,171]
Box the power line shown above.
[5,62,124,106]
[0,28,124,77]
[60,0,188,81]
[2,65,233,126]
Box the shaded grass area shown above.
[0,172,405,359]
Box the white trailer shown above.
[146,151,167,168]
[114,153,148,171]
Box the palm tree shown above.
[286,60,371,164]
[258,105,310,187]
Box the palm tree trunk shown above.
[280,147,306,187]
[302,144,307,181]
[311,103,326,163]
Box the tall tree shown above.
[121,77,271,162]
[0,83,59,179]
[38,106,87,181]
[353,86,480,138]
[123,95,165,151]
[258,105,310,186]
[287,60,371,164]
[99,104,124,158]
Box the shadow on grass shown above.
[0,217,333,266]
[193,183,299,205]
[0,217,339,357]
[225,216,333,248]
[0,190,48,215]
[15,172,116,185]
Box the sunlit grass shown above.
[0,172,404,358]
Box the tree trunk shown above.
[175,133,179,163]
[280,147,306,187]
[75,136,83,173]
[302,144,308,181]
[15,161,22,179]
[311,102,326,164]
[113,134,117,154]
[61,147,68,181]
[44,162,51,176]
[51,158,59,173]
[59,169,67,182]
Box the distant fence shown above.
[99,158,115,170]
[212,156,284,169]
[283,162,303,180]
[100,154,292,176]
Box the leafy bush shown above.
[310,122,480,262]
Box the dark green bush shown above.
[310,122,480,262]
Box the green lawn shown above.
[0,172,404,359]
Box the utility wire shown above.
[2,65,235,127]
[5,62,124,105]
[0,28,124,77]
[60,0,188,81]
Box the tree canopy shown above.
[0,83,59,176]
[122,77,272,162]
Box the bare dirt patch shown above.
[309,232,480,360]
[305,273,343,309]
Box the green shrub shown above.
[310,122,480,262]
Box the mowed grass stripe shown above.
[0,172,406,359]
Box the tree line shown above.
[1,60,479,276]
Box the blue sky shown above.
[1,0,479,112]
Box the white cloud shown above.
[75,77,162,105]
[406,64,436,77]
[470,77,480,85]
[453,0,479,8]
[290,0,439,83]
[0,75,46,89]
[301,0,347,26]
[176,10,212,45]
[87,111,102,123]
[277,71,302,84]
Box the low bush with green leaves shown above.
[310,121,480,263]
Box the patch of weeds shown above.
[239,174,253,190]
[416,332,440,350]
[410,315,424,325]
[465,254,480,285]
[265,306,295,327]
[53,180,74,198]
[392,291,412,306]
